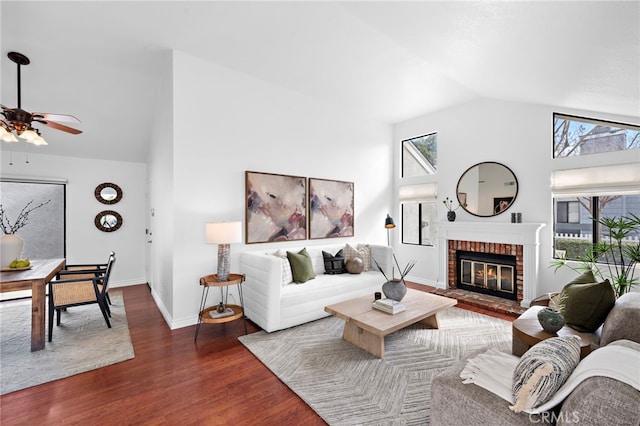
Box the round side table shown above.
[512,317,593,359]
[194,273,247,342]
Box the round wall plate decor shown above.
[95,182,123,205]
[95,210,123,232]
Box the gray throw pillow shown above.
[510,336,581,413]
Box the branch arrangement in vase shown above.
[0,200,51,235]
[374,255,416,284]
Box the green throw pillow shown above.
[556,271,616,332]
[286,248,316,283]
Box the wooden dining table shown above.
[0,258,65,351]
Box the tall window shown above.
[402,133,437,177]
[402,202,436,246]
[553,113,640,158]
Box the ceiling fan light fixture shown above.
[31,134,48,146]
[19,128,39,142]
[0,124,18,142]
[1,51,82,147]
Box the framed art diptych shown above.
[245,171,307,243]
[309,178,354,239]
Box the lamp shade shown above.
[206,221,242,244]
[385,214,396,229]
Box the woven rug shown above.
[239,307,512,425]
[0,291,134,395]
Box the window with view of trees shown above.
[553,113,640,158]
[553,194,640,260]
[402,133,437,177]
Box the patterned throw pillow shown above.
[269,249,293,286]
[286,248,316,284]
[322,249,346,274]
[344,244,371,271]
[510,336,581,413]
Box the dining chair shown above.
[48,252,116,342]
[62,251,115,305]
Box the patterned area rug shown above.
[0,291,134,395]
[239,307,511,425]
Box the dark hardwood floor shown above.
[0,283,514,425]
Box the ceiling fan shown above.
[1,51,82,146]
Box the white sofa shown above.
[239,243,393,332]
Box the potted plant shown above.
[443,197,460,222]
[552,213,640,298]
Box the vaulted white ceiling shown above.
[2,1,638,163]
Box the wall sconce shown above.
[205,221,242,281]
[384,214,396,246]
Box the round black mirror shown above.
[456,162,518,217]
[95,182,122,205]
[95,210,123,232]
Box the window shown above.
[398,183,437,246]
[553,194,640,260]
[0,179,66,260]
[402,133,437,177]
[402,202,436,246]
[556,201,580,224]
[553,113,640,158]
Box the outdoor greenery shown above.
[553,214,640,298]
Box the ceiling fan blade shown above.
[35,120,83,135]
[32,112,81,123]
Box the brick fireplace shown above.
[437,222,545,307]
[449,241,523,302]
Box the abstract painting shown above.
[309,178,354,239]
[245,171,307,243]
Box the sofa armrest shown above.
[369,244,393,278]
[240,252,284,332]
[431,349,533,425]
[600,292,640,346]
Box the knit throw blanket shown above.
[460,343,640,414]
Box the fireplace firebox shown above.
[456,250,517,300]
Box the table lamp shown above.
[205,221,242,281]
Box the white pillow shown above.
[344,244,371,271]
[269,249,293,286]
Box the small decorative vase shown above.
[447,211,456,222]
[0,234,24,267]
[537,307,565,334]
[382,279,407,302]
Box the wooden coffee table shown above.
[324,288,457,358]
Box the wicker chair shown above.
[48,252,116,342]
[62,251,115,305]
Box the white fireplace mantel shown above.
[436,222,546,307]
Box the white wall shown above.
[147,50,175,321]
[393,98,640,295]
[0,152,147,287]
[162,50,393,328]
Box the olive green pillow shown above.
[556,271,616,332]
[286,248,316,284]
